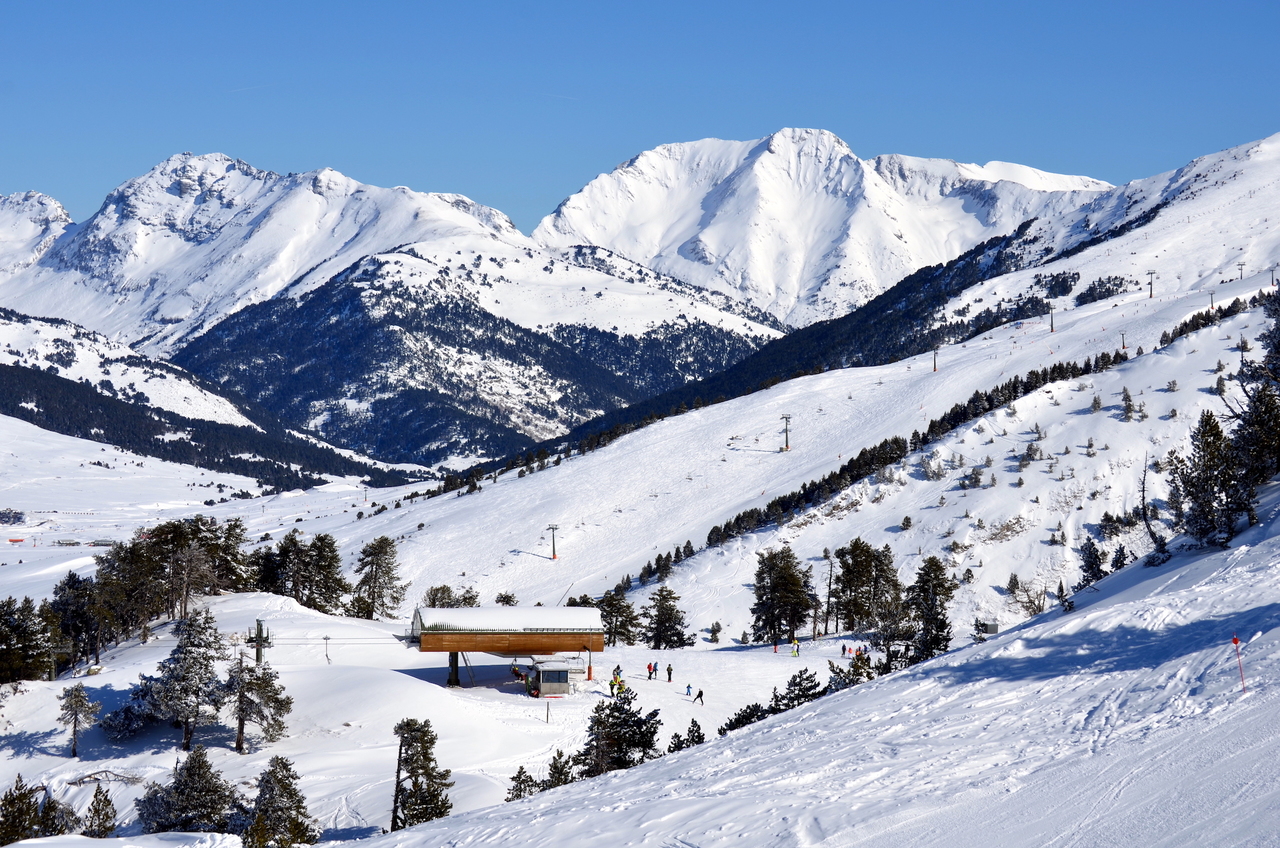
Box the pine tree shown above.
[0,596,51,684]
[494,592,518,606]
[869,570,915,674]
[57,682,101,758]
[36,791,80,838]
[768,668,824,713]
[82,784,117,839]
[1168,410,1254,546]
[1122,387,1134,421]
[227,654,293,754]
[147,608,229,750]
[540,749,575,791]
[505,766,539,802]
[596,590,640,646]
[1109,545,1129,572]
[827,652,875,693]
[572,689,662,778]
[301,534,351,614]
[0,774,41,845]
[136,745,239,834]
[1232,383,1280,488]
[682,540,695,559]
[242,756,318,848]
[716,703,770,736]
[640,586,694,649]
[908,555,959,663]
[750,547,815,644]
[832,539,895,634]
[352,537,407,621]
[390,718,452,830]
[667,718,706,753]
[1074,538,1107,592]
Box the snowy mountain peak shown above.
[0,155,528,355]
[0,190,71,275]
[535,129,1111,326]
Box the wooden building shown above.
[411,607,604,688]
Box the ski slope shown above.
[2,264,1278,845]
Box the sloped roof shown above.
[412,606,603,633]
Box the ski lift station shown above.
[410,606,604,692]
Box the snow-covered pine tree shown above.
[0,774,41,845]
[57,682,100,757]
[1074,537,1107,592]
[142,608,230,750]
[596,590,640,646]
[572,688,662,777]
[541,748,575,791]
[351,537,407,621]
[908,555,959,663]
[1109,545,1129,572]
[226,654,293,754]
[640,586,694,649]
[135,745,240,834]
[390,718,452,830]
[242,756,318,848]
[768,668,824,713]
[505,766,539,801]
[82,784,117,839]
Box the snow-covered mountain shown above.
[0,306,413,491]
[0,190,70,275]
[0,155,781,467]
[534,127,1112,326]
[0,155,527,356]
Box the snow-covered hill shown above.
[1,307,258,429]
[534,128,1111,326]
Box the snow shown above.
[0,155,776,364]
[0,310,259,430]
[533,128,1112,327]
[5,131,1280,847]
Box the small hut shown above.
[411,607,604,688]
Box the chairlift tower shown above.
[1147,269,1156,298]
[780,415,792,452]
[245,619,272,664]
[547,524,559,559]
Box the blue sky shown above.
[2,1,1277,232]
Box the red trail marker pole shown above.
[1232,634,1247,694]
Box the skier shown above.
[666,663,673,682]
[685,683,692,697]
[694,689,704,705]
